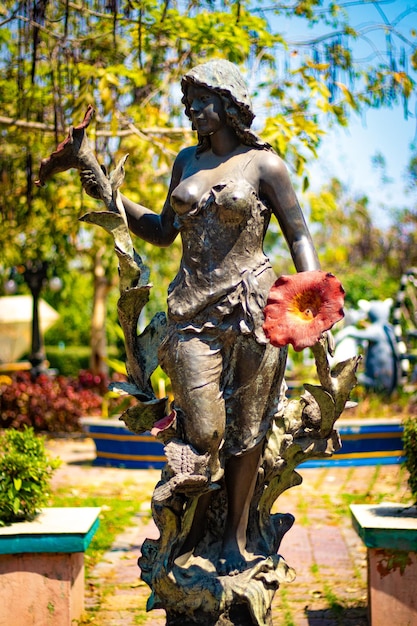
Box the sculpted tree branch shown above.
[35,105,168,429]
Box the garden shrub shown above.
[0,427,61,526]
[0,371,104,432]
[46,345,92,377]
[403,416,417,505]
[0,370,134,432]
[46,345,122,376]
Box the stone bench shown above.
[350,503,417,626]
[0,507,100,625]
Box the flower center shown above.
[290,290,322,321]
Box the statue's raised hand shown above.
[80,165,107,200]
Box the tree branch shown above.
[0,115,191,137]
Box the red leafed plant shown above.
[0,371,105,433]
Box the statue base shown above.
[140,537,296,626]
[166,604,272,626]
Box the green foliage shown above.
[305,178,399,303]
[385,206,417,277]
[44,268,94,347]
[1,2,415,254]
[44,264,126,353]
[338,266,397,309]
[0,428,60,526]
[407,152,417,190]
[46,345,92,376]
[402,416,417,503]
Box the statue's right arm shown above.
[120,151,186,248]
[81,150,186,247]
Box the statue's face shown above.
[186,85,226,136]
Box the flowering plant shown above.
[263,270,345,351]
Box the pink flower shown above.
[150,410,177,438]
[263,270,345,351]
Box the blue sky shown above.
[277,1,417,227]
[306,104,416,228]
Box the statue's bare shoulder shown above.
[172,145,198,175]
[255,150,290,186]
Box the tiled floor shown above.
[47,437,411,625]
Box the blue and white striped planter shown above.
[80,416,405,469]
[80,417,166,469]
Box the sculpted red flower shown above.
[263,270,345,351]
[150,410,176,438]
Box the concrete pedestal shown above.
[350,503,417,626]
[0,507,100,626]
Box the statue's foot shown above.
[217,545,248,576]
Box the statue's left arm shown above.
[259,152,320,273]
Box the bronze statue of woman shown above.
[83,59,320,577]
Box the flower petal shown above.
[150,410,177,437]
[263,270,345,351]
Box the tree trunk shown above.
[90,247,111,376]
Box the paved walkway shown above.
[46,437,412,626]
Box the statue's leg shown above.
[217,443,262,575]
[174,490,213,563]
[161,332,227,558]
[218,338,281,575]
[161,332,226,477]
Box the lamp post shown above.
[3,262,62,376]
[23,261,49,377]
